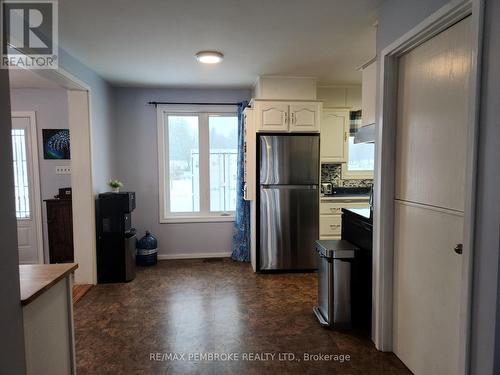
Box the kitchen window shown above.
[157,105,238,223]
[342,110,374,179]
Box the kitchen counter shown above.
[20,263,78,375]
[342,207,372,222]
[321,195,370,201]
[20,263,78,305]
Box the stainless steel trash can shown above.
[313,240,359,329]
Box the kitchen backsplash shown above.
[321,163,373,187]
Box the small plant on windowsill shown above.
[108,179,123,193]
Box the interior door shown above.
[12,114,43,264]
[393,17,471,375]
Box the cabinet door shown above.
[320,215,342,237]
[319,199,370,240]
[361,60,377,126]
[47,201,74,263]
[320,200,369,215]
[320,110,349,162]
[255,102,289,132]
[289,102,320,132]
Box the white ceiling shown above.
[9,69,61,89]
[58,0,381,88]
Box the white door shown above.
[320,110,348,162]
[12,113,43,264]
[289,102,320,132]
[393,17,472,375]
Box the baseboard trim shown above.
[157,252,232,260]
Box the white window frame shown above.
[157,104,238,223]
[341,133,375,179]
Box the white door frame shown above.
[373,0,484,374]
[23,66,98,285]
[53,67,97,285]
[12,111,44,264]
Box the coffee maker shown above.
[96,192,137,283]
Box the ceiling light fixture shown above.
[196,51,224,64]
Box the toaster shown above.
[321,183,333,195]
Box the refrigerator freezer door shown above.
[259,135,319,185]
[259,185,319,270]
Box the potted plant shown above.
[108,179,123,193]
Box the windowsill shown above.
[160,215,235,224]
[341,163,374,180]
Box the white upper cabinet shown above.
[254,100,321,133]
[289,102,321,132]
[257,102,289,132]
[361,60,377,126]
[320,109,349,162]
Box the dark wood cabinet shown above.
[45,199,74,263]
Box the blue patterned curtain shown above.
[231,101,250,262]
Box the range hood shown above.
[354,123,375,144]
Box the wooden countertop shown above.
[20,263,78,306]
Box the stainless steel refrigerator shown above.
[258,134,319,271]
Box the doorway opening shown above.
[8,68,97,287]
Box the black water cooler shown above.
[96,192,137,283]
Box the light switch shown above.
[55,166,71,175]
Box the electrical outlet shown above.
[55,166,71,175]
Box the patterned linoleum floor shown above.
[74,258,410,374]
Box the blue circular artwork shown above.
[43,129,71,159]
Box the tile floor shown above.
[74,258,410,374]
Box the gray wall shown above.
[377,0,500,373]
[471,0,500,372]
[10,88,71,262]
[377,0,449,51]
[112,87,251,257]
[0,71,27,374]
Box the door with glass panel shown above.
[11,112,43,264]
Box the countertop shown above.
[320,194,370,201]
[20,263,78,305]
[342,207,372,221]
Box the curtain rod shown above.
[148,101,244,107]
